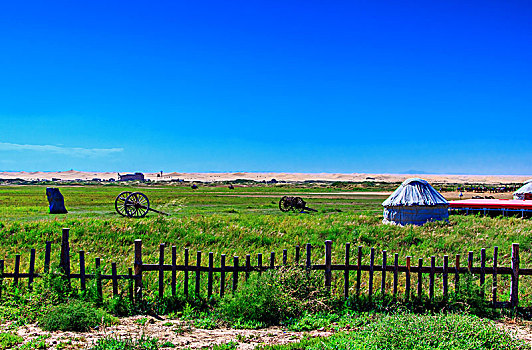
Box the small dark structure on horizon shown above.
[118,172,145,182]
[46,187,68,214]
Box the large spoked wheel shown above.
[294,197,305,212]
[124,192,150,218]
[115,191,132,217]
[279,196,291,212]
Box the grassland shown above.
[0,182,531,305]
[1,182,532,348]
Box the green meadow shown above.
[1,182,531,304]
[1,182,532,349]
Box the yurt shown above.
[513,179,532,200]
[382,178,449,226]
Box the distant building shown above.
[118,172,145,182]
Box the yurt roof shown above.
[514,182,532,194]
[382,178,448,207]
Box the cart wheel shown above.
[294,197,306,211]
[115,191,132,217]
[125,192,150,218]
[279,196,291,212]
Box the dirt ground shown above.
[3,315,532,349]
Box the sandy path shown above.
[5,315,532,349]
[8,316,334,349]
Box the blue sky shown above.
[1,1,531,174]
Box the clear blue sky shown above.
[1,1,531,174]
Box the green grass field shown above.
[1,183,532,305]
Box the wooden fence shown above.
[0,228,528,308]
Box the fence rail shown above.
[0,228,527,308]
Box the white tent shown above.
[513,180,532,200]
[382,178,449,226]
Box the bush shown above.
[39,300,117,332]
[0,332,23,349]
[217,266,330,326]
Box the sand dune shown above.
[0,171,530,184]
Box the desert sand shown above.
[0,170,530,184]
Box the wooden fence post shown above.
[356,246,362,297]
[79,251,86,291]
[159,244,165,299]
[480,248,486,298]
[220,254,226,297]
[112,262,118,297]
[468,251,473,273]
[14,255,20,286]
[510,243,520,308]
[295,245,300,265]
[369,248,375,300]
[381,250,387,295]
[60,228,71,287]
[443,255,448,300]
[344,243,350,299]
[233,256,239,292]
[325,240,332,291]
[393,253,399,299]
[429,256,435,302]
[95,257,102,303]
[195,251,202,296]
[455,254,460,294]
[245,255,251,281]
[283,250,287,266]
[0,260,4,300]
[134,239,143,302]
[405,256,411,301]
[492,247,498,305]
[417,258,423,299]
[270,252,275,269]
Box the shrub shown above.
[39,300,117,332]
[0,271,74,324]
[217,266,330,326]
[446,273,495,317]
[0,332,23,350]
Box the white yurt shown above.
[513,179,532,200]
[382,178,449,226]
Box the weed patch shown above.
[39,300,117,332]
